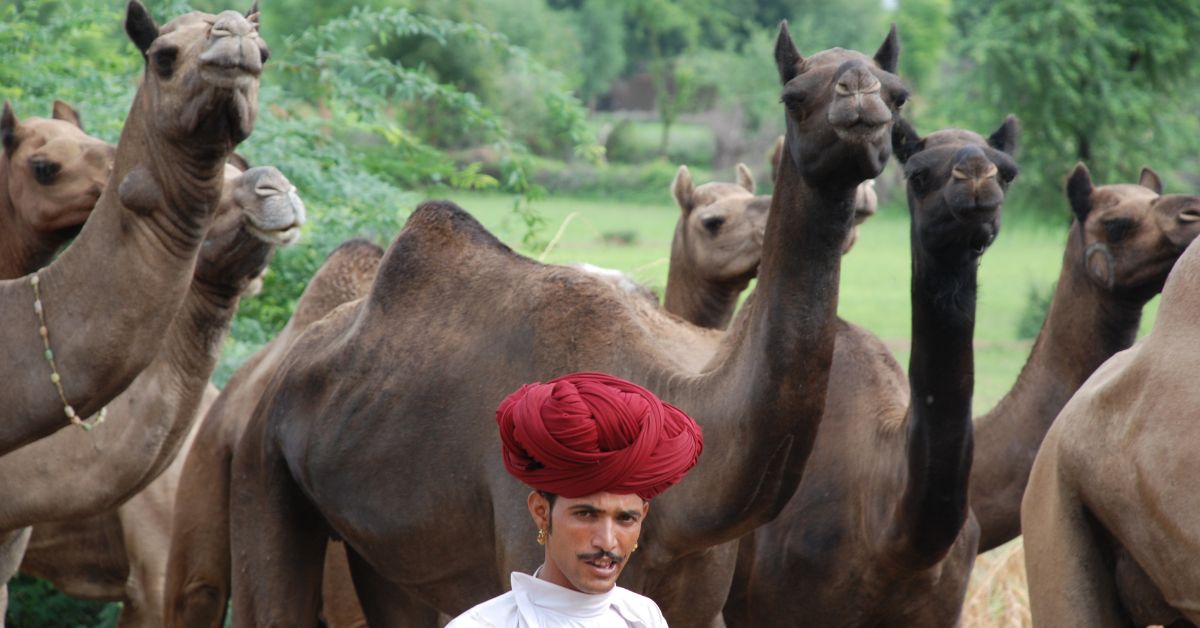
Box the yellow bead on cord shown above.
[30,272,106,431]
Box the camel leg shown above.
[1022,444,1127,626]
[165,436,235,628]
[229,419,326,627]
[0,527,32,628]
[118,496,171,627]
[321,541,367,628]
[344,546,439,628]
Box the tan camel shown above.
[0,1,267,455]
[228,23,906,626]
[0,100,114,279]
[0,163,302,625]
[664,163,768,329]
[970,165,1200,552]
[1022,189,1200,626]
[723,116,1019,626]
[164,238,383,628]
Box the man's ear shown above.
[641,500,650,519]
[527,491,551,532]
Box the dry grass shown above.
[962,540,1030,628]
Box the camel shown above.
[723,115,1019,626]
[1021,189,1200,626]
[0,0,267,456]
[664,163,768,329]
[0,100,114,279]
[0,162,303,624]
[970,165,1200,553]
[227,23,906,626]
[164,238,383,628]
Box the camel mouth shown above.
[833,121,888,145]
[243,186,306,246]
[199,62,260,90]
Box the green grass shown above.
[434,191,1159,413]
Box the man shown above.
[449,371,704,627]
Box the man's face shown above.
[527,491,649,594]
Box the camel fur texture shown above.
[164,238,383,628]
[769,133,878,254]
[0,100,114,279]
[1019,176,1200,626]
[0,1,268,455]
[970,164,1200,553]
[0,163,303,626]
[226,22,907,626]
[723,115,1019,627]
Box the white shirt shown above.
[447,570,669,628]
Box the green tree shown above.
[947,0,1200,209]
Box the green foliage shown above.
[1016,280,1055,340]
[893,0,952,117]
[945,0,1200,210]
[5,575,116,628]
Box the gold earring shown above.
[537,529,547,545]
[632,543,639,553]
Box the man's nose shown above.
[592,520,618,551]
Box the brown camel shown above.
[970,165,1200,553]
[0,1,266,455]
[723,115,1018,626]
[0,163,302,625]
[228,23,905,626]
[0,100,114,279]
[1021,189,1200,626]
[164,238,383,628]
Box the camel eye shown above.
[30,159,61,185]
[1102,218,1136,243]
[893,90,909,109]
[153,46,179,79]
[702,216,726,234]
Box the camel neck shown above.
[665,141,855,547]
[970,226,1143,551]
[889,215,982,568]
[663,239,748,330]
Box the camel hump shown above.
[290,238,384,329]
[372,200,522,300]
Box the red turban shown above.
[496,372,703,500]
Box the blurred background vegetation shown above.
[2,0,1198,624]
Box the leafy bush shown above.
[1016,280,1055,340]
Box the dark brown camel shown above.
[769,134,878,254]
[228,23,906,626]
[724,115,1018,626]
[970,165,1200,552]
[0,1,267,455]
[1022,192,1200,626]
[164,239,383,628]
[0,163,302,625]
[0,100,114,278]
[664,163,768,329]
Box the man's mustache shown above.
[577,549,626,564]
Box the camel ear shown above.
[51,100,84,131]
[672,165,695,213]
[125,0,159,56]
[874,24,900,74]
[1067,162,1094,224]
[775,21,805,84]
[769,135,784,184]
[1,102,18,156]
[1138,167,1163,195]
[988,114,1018,155]
[246,0,260,27]
[735,163,755,194]
[890,117,924,164]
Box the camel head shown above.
[195,164,304,295]
[1,101,113,234]
[124,0,268,147]
[769,135,877,253]
[774,22,907,188]
[671,163,768,284]
[892,115,1018,260]
[1066,163,1200,300]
